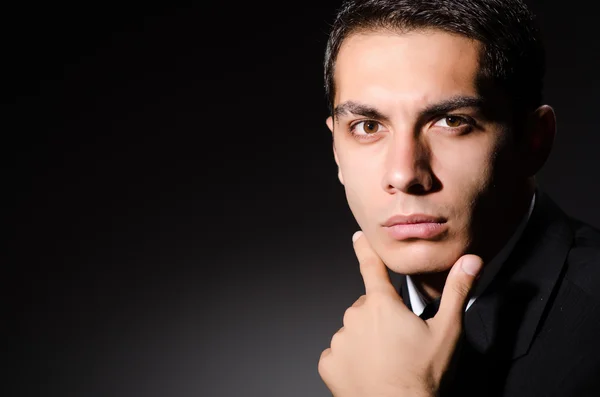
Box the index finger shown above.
[352,231,396,295]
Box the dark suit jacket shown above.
[398,191,600,396]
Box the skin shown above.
[319,232,483,397]
[326,29,556,299]
[319,29,556,396]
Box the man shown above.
[317,0,600,396]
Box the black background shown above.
[6,1,600,396]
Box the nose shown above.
[382,132,434,195]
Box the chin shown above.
[374,239,462,275]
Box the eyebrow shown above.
[333,101,391,123]
[333,95,486,122]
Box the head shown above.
[324,0,556,276]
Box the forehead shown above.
[334,30,483,108]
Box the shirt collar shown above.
[406,193,537,316]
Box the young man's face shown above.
[328,30,523,275]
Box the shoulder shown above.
[563,217,600,304]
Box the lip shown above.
[382,214,447,240]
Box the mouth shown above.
[382,214,447,240]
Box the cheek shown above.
[338,152,382,227]
[433,137,497,198]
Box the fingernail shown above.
[461,256,483,276]
[352,231,363,243]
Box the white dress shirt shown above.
[406,194,537,316]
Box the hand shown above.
[318,231,483,397]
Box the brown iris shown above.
[363,121,380,134]
[445,116,463,127]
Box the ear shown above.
[326,116,344,185]
[521,105,556,177]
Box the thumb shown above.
[435,255,483,329]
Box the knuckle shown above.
[329,329,343,351]
[453,280,471,297]
[342,307,356,327]
[318,349,331,377]
[452,281,471,299]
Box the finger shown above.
[343,305,359,329]
[318,348,332,378]
[320,347,331,361]
[344,297,365,329]
[329,327,344,351]
[435,254,483,334]
[352,231,396,295]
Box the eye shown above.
[349,120,383,137]
[433,115,469,128]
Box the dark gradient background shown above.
[5,1,600,396]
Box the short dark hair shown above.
[324,0,545,119]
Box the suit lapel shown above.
[463,191,574,360]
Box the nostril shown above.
[407,183,429,195]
